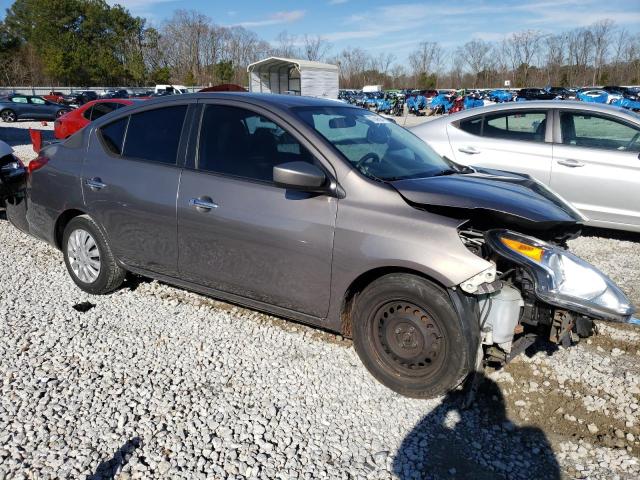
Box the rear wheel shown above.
[352,273,474,398]
[62,215,125,294]
[1,109,17,122]
[55,109,67,118]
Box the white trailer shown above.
[247,57,339,99]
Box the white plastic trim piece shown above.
[460,264,497,294]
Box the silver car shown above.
[4,94,637,398]
[412,101,640,232]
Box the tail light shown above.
[28,156,49,174]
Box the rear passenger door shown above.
[176,102,337,318]
[447,109,553,183]
[82,102,193,276]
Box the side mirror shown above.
[273,161,326,191]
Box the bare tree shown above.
[272,31,299,58]
[302,34,331,61]
[503,30,543,86]
[457,39,492,87]
[408,41,443,84]
[590,19,615,85]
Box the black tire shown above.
[352,273,474,398]
[62,215,126,294]
[55,109,67,118]
[1,109,17,122]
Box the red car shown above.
[54,99,139,139]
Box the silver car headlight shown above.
[486,230,635,322]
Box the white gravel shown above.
[1,120,640,478]
[0,120,55,163]
[1,214,639,479]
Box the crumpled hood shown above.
[389,168,584,235]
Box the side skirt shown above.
[124,264,332,333]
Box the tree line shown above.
[0,1,638,89]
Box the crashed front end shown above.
[391,167,637,364]
[459,227,636,364]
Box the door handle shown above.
[85,177,106,190]
[189,197,218,212]
[557,159,585,168]
[458,146,480,154]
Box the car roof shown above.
[116,92,360,111]
[436,100,640,124]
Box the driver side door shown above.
[550,110,640,229]
[177,102,338,318]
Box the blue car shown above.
[488,89,513,103]
[0,95,71,122]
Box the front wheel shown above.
[55,109,67,118]
[62,215,125,294]
[352,274,475,398]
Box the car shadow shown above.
[580,226,640,243]
[392,373,561,480]
[87,436,142,480]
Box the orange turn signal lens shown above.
[500,237,544,262]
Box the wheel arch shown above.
[54,208,87,249]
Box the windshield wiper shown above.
[432,169,459,177]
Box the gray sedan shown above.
[0,94,71,122]
[412,101,640,232]
[4,94,636,398]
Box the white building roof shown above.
[247,57,338,73]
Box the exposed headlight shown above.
[486,230,635,322]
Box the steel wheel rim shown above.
[67,229,101,284]
[371,300,447,379]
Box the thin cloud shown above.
[328,0,349,4]
[235,10,305,28]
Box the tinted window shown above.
[100,117,128,155]
[458,116,483,136]
[198,105,315,182]
[560,112,640,152]
[90,102,120,121]
[483,111,547,142]
[122,105,187,165]
[11,97,27,104]
[83,106,93,121]
[29,97,46,105]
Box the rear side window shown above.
[484,111,547,142]
[100,117,128,155]
[458,111,547,142]
[122,105,187,165]
[90,102,120,121]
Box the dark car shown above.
[546,87,573,99]
[603,86,639,101]
[62,91,98,106]
[5,93,636,398]
[0,95,71,122]
[0,141,26,207]
[517,88,558,100]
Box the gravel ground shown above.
[0,213,639,479]
[0,120,55,163]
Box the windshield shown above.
[293,106,452,181]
